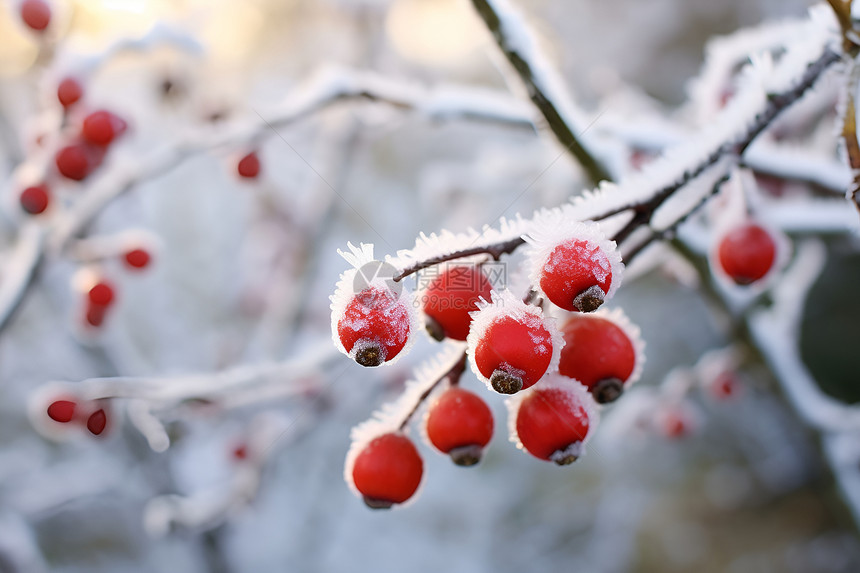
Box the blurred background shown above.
[2,0,860,572]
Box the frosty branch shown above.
[470,0,614,184]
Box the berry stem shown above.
[392,236,525,282]
[398,352,468,431]
[621,171,733,265]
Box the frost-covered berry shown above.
[715,222,777,285]
[557,309,643,404]
[82,110,127,146]
[332,243,417,367]
[20,0,51,32]
[86,408,107,436]
[467,290,562,395]
[348,432,423,509]
[237,151,261,179]
[526,217,623,313]
[20,184,50,215]
[337,287,412,367]
[57,77,83,109]
[85,304,106,328]
[425,386,493,466]
[508,376,597,465]
[47,399,76,423]
[422,265,493,341]
[123,247,151,270]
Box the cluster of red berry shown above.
[80,244,153,329]
[45,397,109,436]
[334,220,645,508]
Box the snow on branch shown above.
[470,0,616,184]
[31,340,337,451]
[383,27,842,280]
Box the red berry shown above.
[425,386,493,465]
[422,265,493,341]
[232,443,248,461]
[47,399,76,423]
[716,222,777,285]
[82,110,127,146]
[539,238,614,312]
[57,77,83,109]
[88,281,115,307]
[85,303,106,327]
[86,408,107,435]
[20,0,50,32]
[350,433,423,509]
[123,248,151,269]
[55,144,92,181]
[661,410,690,439]
[558,314,637,403]
[512,382,593,465]
[710,372,740,401]
[237,151,261,179]
[469,294,556,394]
[19,184,50,215]
[336,287,412,367]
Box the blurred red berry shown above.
[82,110,127,146]
[57,77,83,109]
[86,408,107,436]
[237,151,261,179]
[716,222,777,285]
[19,184,50,215]
[47,399,76,423]
[20,0,50,32]
[124,248,151,269]
[88,281,115,307]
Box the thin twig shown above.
[398,352,468,431]
[392,236,525,282]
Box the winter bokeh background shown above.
[1,0,859,572]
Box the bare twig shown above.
[398,351,468,431]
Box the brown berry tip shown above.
[424,315,446,342]
[354,342,384,367]
[362,496,394,510]
[550,442,583,466]
[592,377,624,404]
[448,444,483,467]
[490,370,523,394]
[573,285,605,313]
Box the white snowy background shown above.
[1,0,859,572]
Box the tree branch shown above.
[470,0,613,184]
